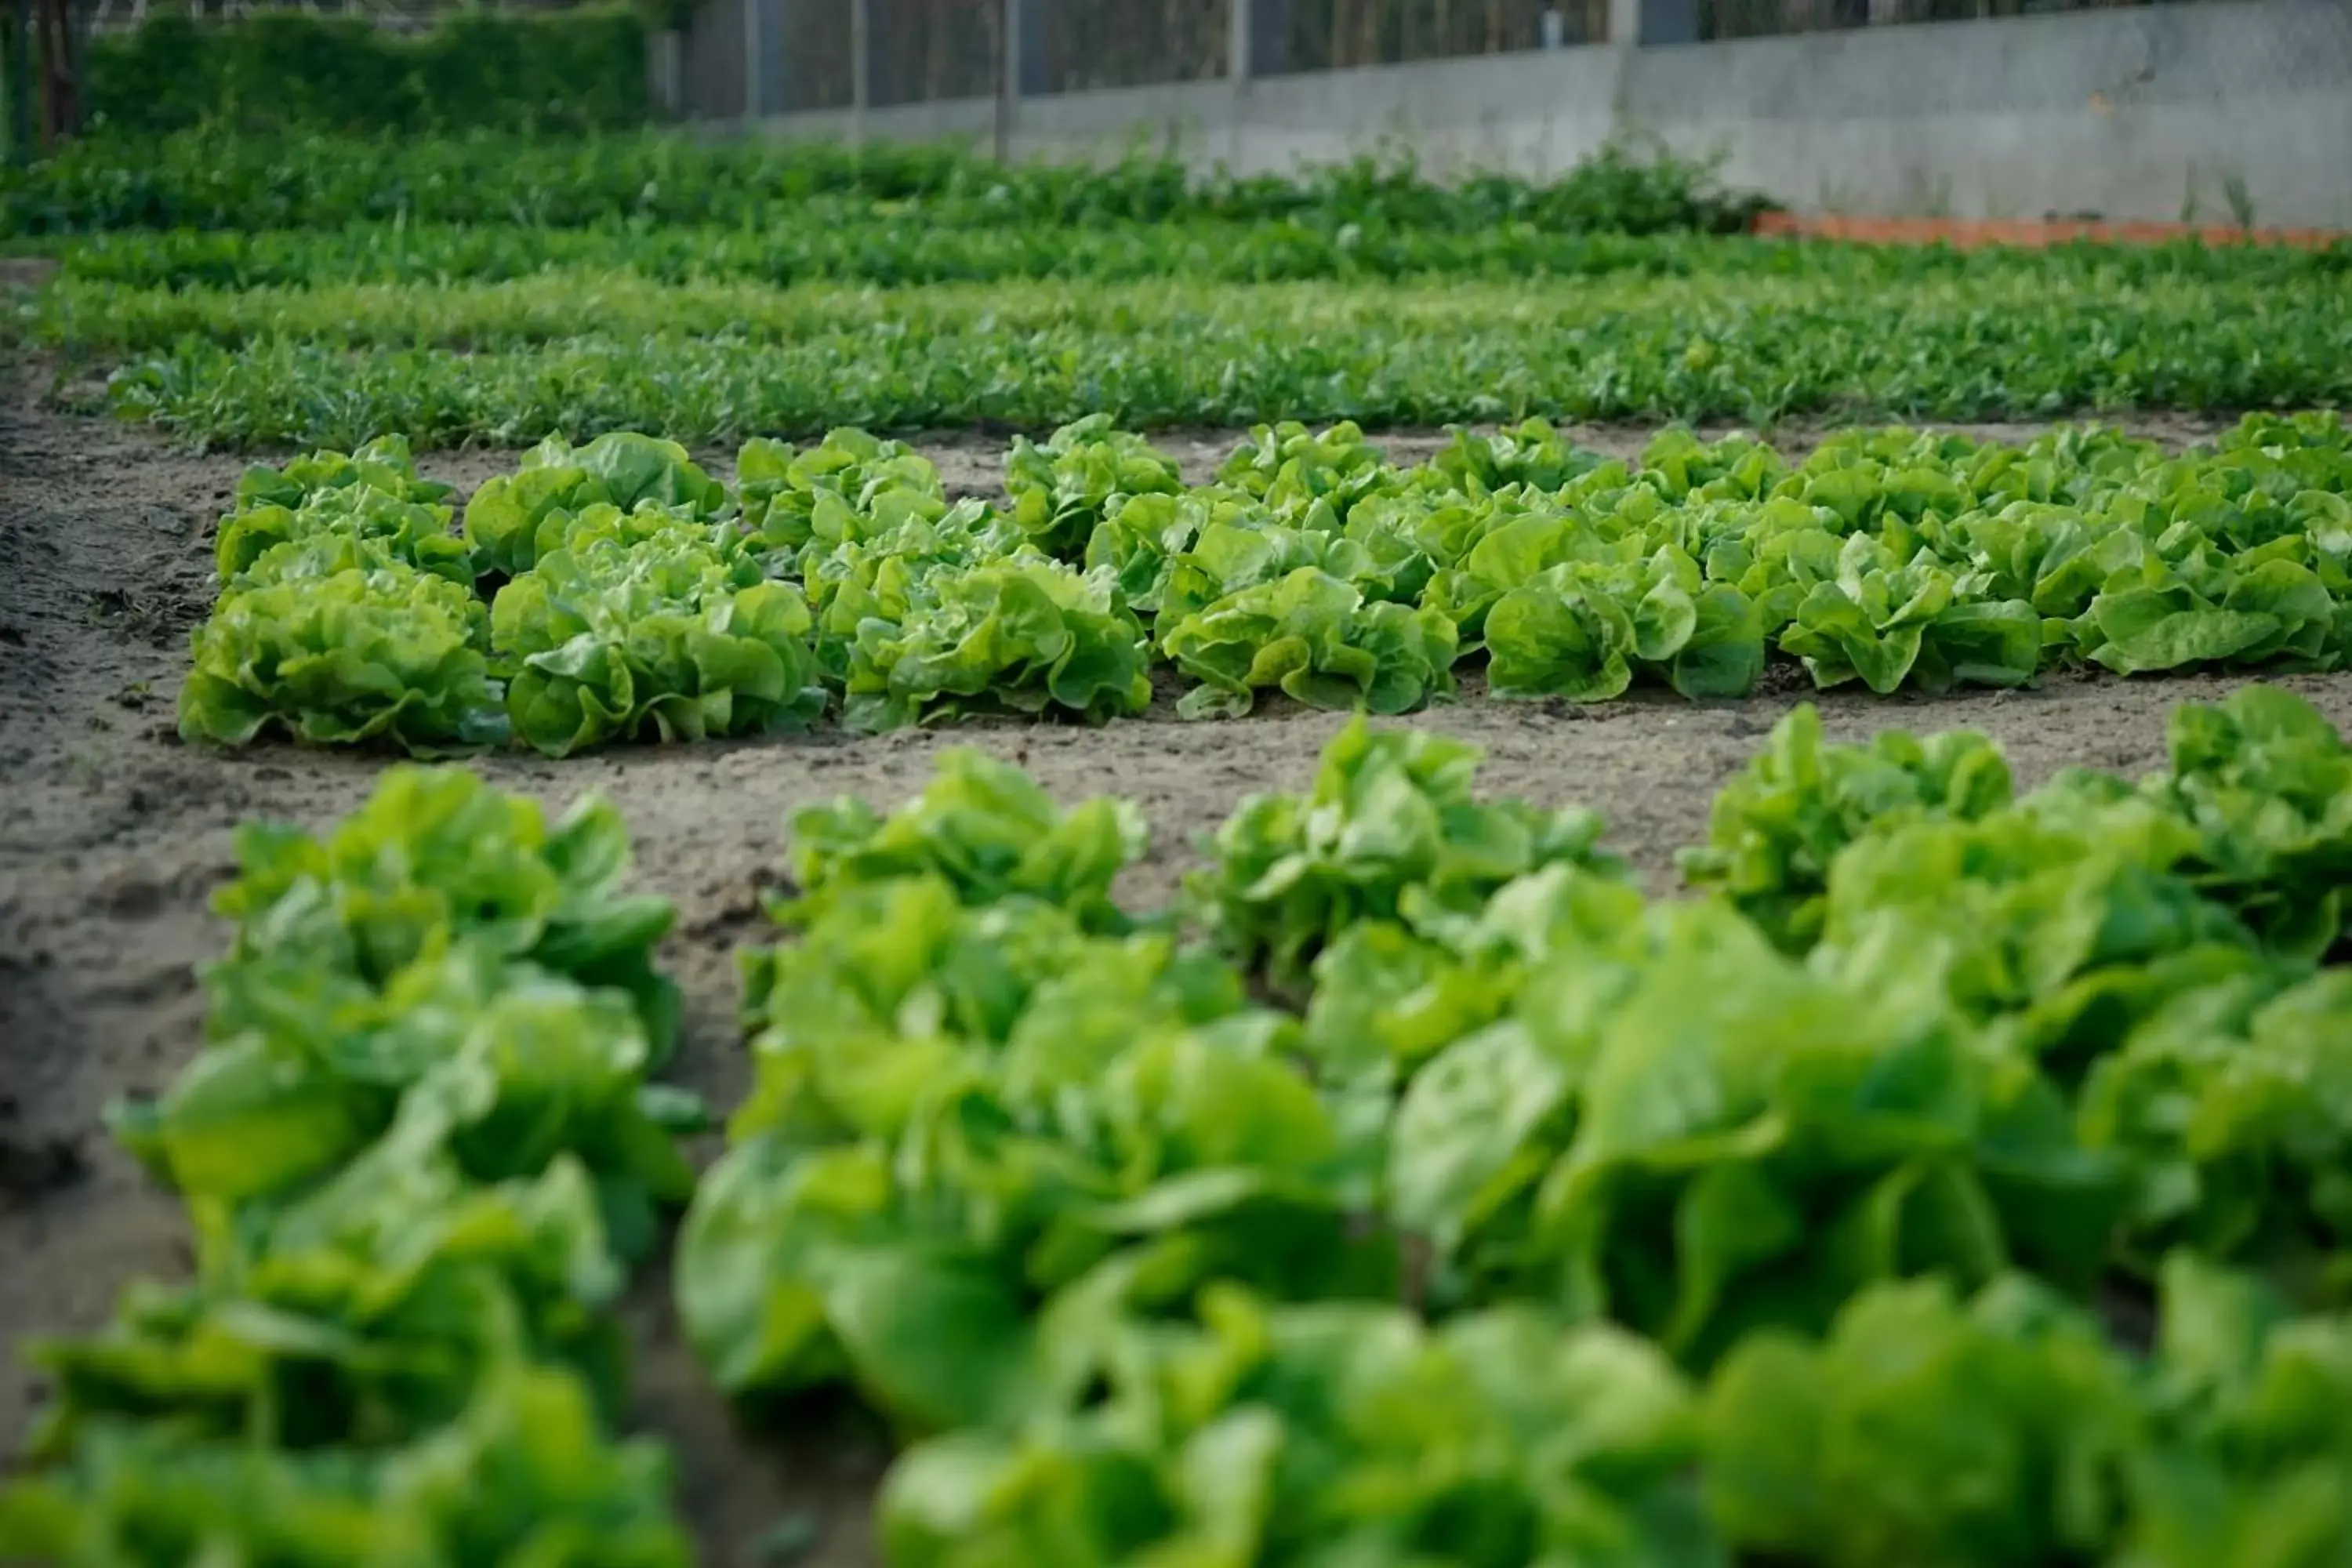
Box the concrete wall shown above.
[708,0,2352,228]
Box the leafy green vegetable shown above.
[1188,716,1621,990]
[1777,535,2038,695]
[1700,1275,2142,1568]
[1418,417,1608,499]
[1484,545,1765,702]
[6,129,1773,238]
[659,699,2352,1566]
[881,1288,1716,1568]
[177,561,507,755]
[1004,413,1182,559]
[2,765,696,1563]
[737,426,947,562]
[684,1030,1377,1426]
[1216,419,1396,524]
[162,413,2352,756]
[26,1138,631,1457]
[198,764,681,1063]
[1406,899,2124,1354]
[463,431,725,578]
[490,502,826,757]
[0,1361,693,1568]
[216,482,475,590]
[775,746,1146,932]
[840,556,1154,733]
[2122,1254,2352,1568]
[2152,684,2352,958]
[1160,566,1457,720]
[232,434,454,512]
[1678,703,2016,951]
[2080,967,2352,1272]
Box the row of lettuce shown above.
[13,679,2352,1562]
[44,218,2350,295]
[672,684,2352,1568]
[180,412,2352,754]
[0,773,702,1562]
[0,132,1765,238]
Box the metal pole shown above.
[741,0,764,120]
[993,0,1014,163]
[848,0,867,148]
[1229,0,1250,82]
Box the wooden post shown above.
[5,0,31,164]
[33,0,74,148]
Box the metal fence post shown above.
[741,0,764,119]
[994,0,1016,163]
[1229,0,1253,82]
[850,0,868,147]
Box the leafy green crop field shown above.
[7,128,2352,1568]
[0,132,1770,237]
[12,136,2347,445]
[34,219,2344,292]
[14,682,2352,1566]
[25,268,2341,445]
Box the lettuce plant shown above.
[178,563,506,755]
[1004,412,1182,558]
[463,431,725,577]
[491,503,826,756]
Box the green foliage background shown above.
[83,8,648,139]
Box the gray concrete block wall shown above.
[717,0,2352,227]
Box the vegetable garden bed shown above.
[7,127,2352,1567]
[5,394,2352,1566]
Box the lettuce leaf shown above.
[1161,565,1456,720]
[1189,715,1621,989]
[463,431,725,578]
[737,426,946,561]
[1678,702,2014,952]
[775,746,1147,932]
[492,503,826,756]
[838,555,1154,732]
[1004,412,1182,559]
[177,563,506,755]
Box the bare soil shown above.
[2,393,2346,1566]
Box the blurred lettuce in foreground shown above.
[880,1288,1716,1568]
[0,1360,691,1568]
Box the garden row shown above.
[681,688,2352,1568]
[16,683,2351,1564]
[0,771,700,1562]
[68,270,2352,445]
[37,220,2347,294]
[0,132,1764,239]
[181,412,2352,755]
